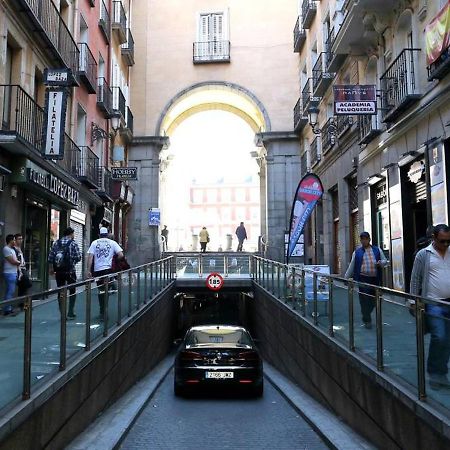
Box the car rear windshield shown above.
[186,329,252,346]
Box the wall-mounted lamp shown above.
[367,173,385,185]
[308,106,322,135]
[91,122,108,143]
[398,150,419,167]
[110,111,121,133]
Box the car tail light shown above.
[180,351,203,361]
[236,351,259,361]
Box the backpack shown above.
[53,239,72,272]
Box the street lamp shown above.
[110,111,121,133]
[91,112,122,144]
[307,106,321,135]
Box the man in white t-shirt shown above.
[86,227,123,320]
[2,234,21,315]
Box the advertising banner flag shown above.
[334,85,376,115]
[426,0,450,65]
[287,173,324,260]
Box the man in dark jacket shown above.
[235,222,247,252]
[345,231,388,328]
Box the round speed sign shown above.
[206,272,224,291]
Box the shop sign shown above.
[376,184,387,206]
[70,209,86,225]
[111,167,138,180]
[43,68,74,87]
[27,168,79,206]
[103,207,113,224]
[43,88,68,160]
[407,161,425,183]
[148,208,160,226]
[333,85,377,115]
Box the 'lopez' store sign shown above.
[27,168,79,206]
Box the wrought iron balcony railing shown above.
[325,28,346,72]
[310,136,321,167]
[301,0,317,29]
[112,86,126,120]
[121,28,135,66]
[193,41,231,63]
[112,0,127,44]
[301,151,308,177]
[125,106,133,134]
[78,43,97,94]
[57,134,81,178]
[380,48,421,122]
[358,114,382,145]
[335,114,353,137]
[321,118,336,153]
[17,0,79,76]
[293,97,308,133]
[312,52,334,97]
[302,79,312,115]
[78,146,99,188]
[293,16,306,53]
[96,166,113,202]
[427,45,450,80]
[97,77,113,117]
[99,0,111,43]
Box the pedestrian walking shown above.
[410,224,450,390]
[199,227,210,253]
[344,231,388,329]
[86,227,123,321]
[48,227,82,320]
[161,225,169,251]
[14,233,32,308]
[2,234,20,315]
[235,222,248,252]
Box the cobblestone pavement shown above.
[120,370,329,450]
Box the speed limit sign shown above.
[206,272,224,291]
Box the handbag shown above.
[17,268,32,290]
[111,254,131,273]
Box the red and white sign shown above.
[206,272,224,291]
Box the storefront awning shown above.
[426,0,450,65]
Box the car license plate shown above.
[206,371,234,379]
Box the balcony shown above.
[121,28,135,66]
[380,49,421,123]
[301,0,317,29]
[293,16,306,53]
[112,0,127,44]
[310,136,321,167]
[325,28,346,72]
[78,43,97,94]
[112,86,126,120]
[96,167,113,202]
[193,41,231,63]
[121,106,134,142]
[14,0,79,80]
[302,78,319,115]
[358,114,382,145]
[427,46,450,81]
[321,118,336,154]
[301,151,308,177]
[78,146,99,189]
[97,77,113,117]
[312,52,334,97]
[0,85,80,180]
[99,0,111,43]
[335,115,353,138]
[293,97,308,133]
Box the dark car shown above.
[174,325,263,397]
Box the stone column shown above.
[256,132,301,263]
[127,136,169,265]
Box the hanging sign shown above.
[334,85,377,115]
[287,173,324,261]
[148,208,161,226]
[43,88,68,160]
[43,68,74,87]
[111,167,138,180]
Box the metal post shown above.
[117,274,122,325]
[271,263,275,294]
[300,269,306,316]
[328,278,334,337]
[22,295,32,400]
[199,256,203,278]
[416,299,427,400]
[128,270,132,316]
[313,272,318,325]
[59,287,67,371]
[375,288,384,371]
[103,276,109,337]
[150,264,154,300]
[144,265,148,303]
[85,281,91,350]
[283,265,287,300]
[277,264,281,298]
[291,267,296,309]
[224,255,228,277]
[348,281,355,351]
[137,268,141,310]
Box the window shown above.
[194,11,230,62]
[197,12,227,42]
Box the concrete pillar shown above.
[127,136,169,265]
[257,132,301,263]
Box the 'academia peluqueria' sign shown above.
[333,85,377,115]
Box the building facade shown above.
[293,0,450,289]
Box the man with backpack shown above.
[48,227,82,320]
[86,227,123,321]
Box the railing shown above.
[20,0,79,74]
[121,28,135,65]
[112,86,126,119]
[125,106,134,134]
[335,114,353,136]
[0,258,173,412]
[55,134,81,178]
[293,97,308,132]
[97,77,113,115]
[310,136,320,166]
[380,49,421,120]
[301,0,317,29]
[312,52,331,93]
[302,79,312,114]
[99,0,111,43]
[301,151,308,177]
[97,166,113,196]
[193,40,231,63]
[79,145,99,186]
[78,43,97,92]
[293,16,306,52]
[0,85,44,152]
[321,117,336,153]
[252,257,450,415]
[113,0,127,32]
[358,114,381,144]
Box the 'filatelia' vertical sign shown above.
[43,69,71,160]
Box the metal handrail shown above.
[78,42,97,89]
[99,0,111,42]
[193,40,231,62]
[251,255,450,406]
[1,258,173,407]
